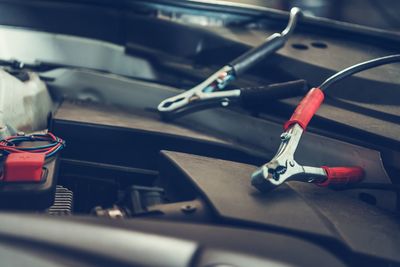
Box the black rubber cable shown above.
[319,54,400,91]
[229,7,302,76]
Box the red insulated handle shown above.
[284,87,325,130]
[317,166,365,187]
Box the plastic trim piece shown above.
[0,213,197,267]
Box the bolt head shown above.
[221,98,230,107]
[280,132,291,141]
[181,204,196,213]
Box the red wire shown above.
[0,133,64,156]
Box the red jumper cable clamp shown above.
[251,54,400,192]
[251,87,364,192]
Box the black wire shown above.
[319,54,400,91]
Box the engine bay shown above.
[0,2,399,266]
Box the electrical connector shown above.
[3,153,45,182]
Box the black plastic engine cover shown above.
[158,150,400,264]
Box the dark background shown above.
[211,0,400,31]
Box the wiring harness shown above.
[0,132,65,159]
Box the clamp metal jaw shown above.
[157,65,239,117]
[252,123,328,191]
[251,88,365,192]
[252,124,327,192]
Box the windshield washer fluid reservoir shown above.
[0,69,52,138]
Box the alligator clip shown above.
[159,79,308,120]
[251,88,365,192]
[158,8,303,120]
